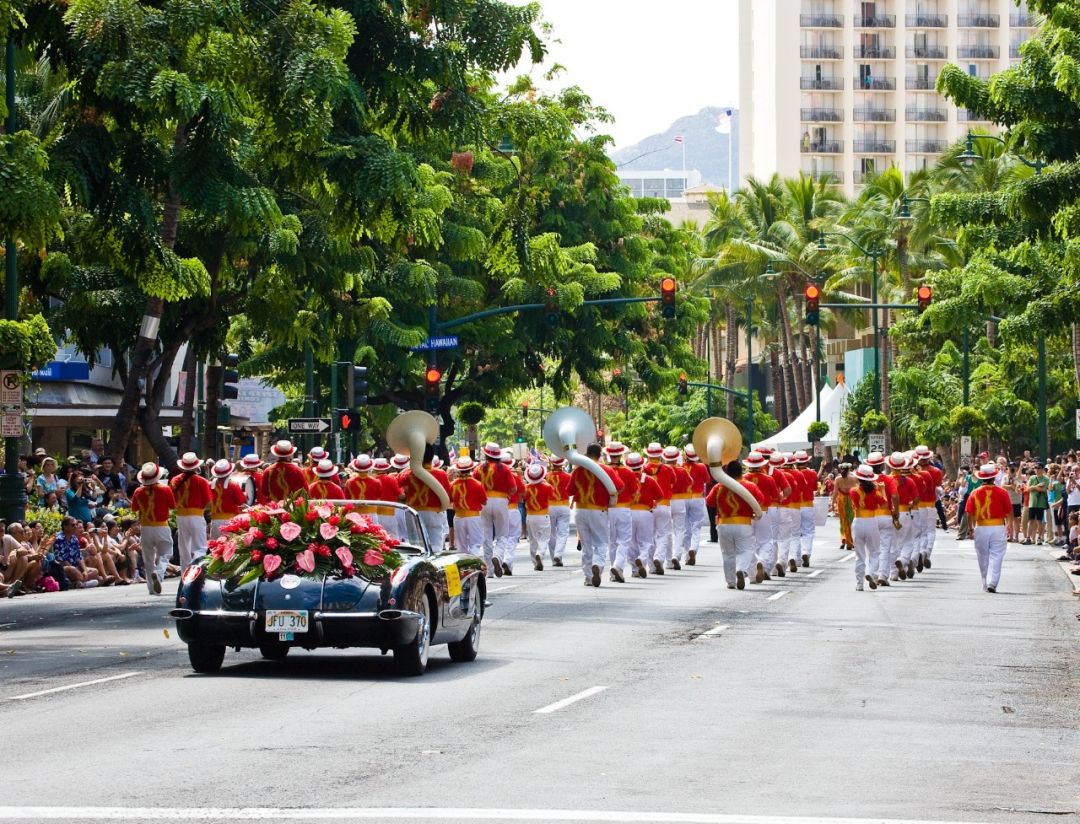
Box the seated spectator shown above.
[2,522,43,594]
[52,515,101,588]
[103,519,139,583]
[105,486,130,511]
[83,521,123,585]
[97,457,126,494]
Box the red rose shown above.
[342,503,355,513]
[307,542,319,554]
[328,515,341,526]
[253,510,270,525]
[265,538,279,550]
[280,513,291,522]
[305,510,319,522]
[317,544,331,557]
[294,497,305,507]
[251,550,263,562]
[249,528,264,540]
[350,524,363,534]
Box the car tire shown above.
[188,644,225,674]
[393,590,431,677]
[447,612,481,663]
[259,644,290,661]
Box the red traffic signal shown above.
[660,277,677,319]
[805,283,821,325]
[677,373,689,395]
[425,367,442,386]
[917,284,932,314]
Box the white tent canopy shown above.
[752,380,849,452]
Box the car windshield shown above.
[395,509,428,553]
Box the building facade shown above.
[739,0,1039,195]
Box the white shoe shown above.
[856,582,864,591]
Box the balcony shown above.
[958,14,1000,27]
[958,44,1000,59]
[801,45,843,59]
[853,107,895,122]
[906,139,947,153]
[801,77,844,90]
[958,109,992,122]
[1010,43,1028,58]
[853,140,895,153]
[854,14,895,27]
[906,75,939,90]
[906,107,947,122]
[808,170,844,184]
[854,75,896,90]
[855,45,896,59]
[906,45,947,59]
[853,169,877,185]
[1010,12,1038,27]
[905,14,947,27]
[801,107,844,122]
[800,14,843,27]
[801,140,843,154]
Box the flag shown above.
[673,135,684,144]
[716,109,733,134]
[447,445,457,463]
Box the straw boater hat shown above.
[854,464,877,481]
[914,445,931,461]
[177,452,202,472]
[239,454,263,470]
[625,452,645,470]
[976,462,998,481]
[794,449,810,464]
[662,446,680,463]
[500,449,514,465]
[314,458,338,479]
[138,462,161,486]
[885,452,907,472]
[454,456,476,473]
[482,442,503,460]
[211,459,234,480]
[684,445,700,463]
[865,451,886,467]
[757,446,775,456]
[271,440,297,460]
[768,452,786,467]
[525,463,547,484]
[645,442,664,459]
[744,450,768,469]
[372,457,391,472]
[549,455,566,468]
[604,442,627,459]
[391,454,409,470]
[431,456,443,469]
[350,454,373,473]
[783,452,796,465]
[308,446,327,462]
[155,465,169,483]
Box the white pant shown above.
[778,508,800,564]
[685,497,706,555]
[176,514,207,570]
[923,507,937,557]
[576,509,610,579]
[754,508,778,570]
[890,511,915,572]
[652,504,672,564]
[630,509,654,564]
[719,523,756,586]
[418,510,447,552]
[852,517,880,585]
[548,505,571,560]
[670,499,688,561]
[799,506,815,558]
[209,519,230,540]
[504,503,523,569]
[876,514,895,580]
[528,514,551,561]
[481,498,509,576]
[140,525,173,594]
[608,507,632,571]
[454,515,483,556]
[975,524,1006,589]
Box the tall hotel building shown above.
[737,1,1040,195]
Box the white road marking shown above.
[0,622,15,628]
[698,624,730,638]
[5,671,142,701]
[487,585,519,593]
[533,685,608,714]
[836,553,855,563]
[766,591,790,601]
[808,569,824,578]
[0,806,1006,822]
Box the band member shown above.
[965,463,1011,592]
[706,459,765,589]
[209,459,246,539]
[570,443,622,587]
[644,443,675,574]
[261,440,307,502]
[372,458,400,538]
[626,452,661,578]
[308,459,345,499]
[865,451,896,587]
[682,445,710,565]
[794,449,818,567]
[344,455,381,516]
[744,451,780,583]
[238,454,265,506]
[400,445,452,552]
[171,452,212,569]
[915,445,942,567]
[604,442,637,583]
[391,453,411,539]
[888,453,917,581]
[303,446,328,485]
[450,456,487,557]
[547,456,572,567]
[773,453,799,577]
[833,463,856,550]
[477,443,513,578]
[501,450,526,574]
[850,464,885,591]
[524,463,554,571]
[131,463,176,595]
[665,446,691,567]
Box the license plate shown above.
[265,610,308,634]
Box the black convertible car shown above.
[170,503,485,676]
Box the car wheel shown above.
[187,644,225,674]
[447,612,481,663]
[259,643,290,662]
[393,590,431,677]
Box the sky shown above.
[506,0,740,150]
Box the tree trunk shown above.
[880,310,891,450]
[202,364,221,458]
[986,319,997,349]
[776,283,805,417]
[1072,323,1080,403]
[724,301,737,420]
[770,346,785,427]
[177,346,197,452]
[138,341,185,468]
[711,321,722,383]
[796,292,813,404]
[897,231,911,296]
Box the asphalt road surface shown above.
[1,519,1078,824]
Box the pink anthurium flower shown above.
[363,548,385,567]
[335,547,353,568]
[345,511,366,526]
[278,521,302,543]
[296,549,316,573]
[263,554,282,576]
[319,522,339,541]
[222,542,237,562]
[314,504,333,520]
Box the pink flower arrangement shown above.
[203,497,401,585]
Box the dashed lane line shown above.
[533,685,608,714]
[766,590,791,602]
[698,624,730,638]
[5,671,143,702]
[808,569,824,578]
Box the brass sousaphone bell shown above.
[692,416,763,518]
[386,410,451,509]
[542,407,618,497]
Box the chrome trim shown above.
[314,611,379,620]
[189,609,257,619]
[169,608,194,619]
[379,609,423,622]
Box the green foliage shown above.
[861,410,889,434]
[456,401,486,427]
[0,131,60,246]
[807,421,830,441]
[0,313,55,370]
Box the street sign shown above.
[411,335,459,352]
[287,417,331,434]
[1,413,22,438]
[0,371,22,408]
[867,433,886,454]
[960,435,972,460]
[813,441,825,458]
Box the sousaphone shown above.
[386,410,451,509]
[692,417,763,517]
[542,407,618,497]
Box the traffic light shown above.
[917,284,932,314]
[424,364,441,414]
[660,277,677,319]
[805,283,821,326]
[677,373,689,395]
[347,365,368,406]
[335,408,362,431]
[220,353,240,400]
[544,287,559,327]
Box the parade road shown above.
[0,521,1076,824]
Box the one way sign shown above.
[287,417,332,434]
